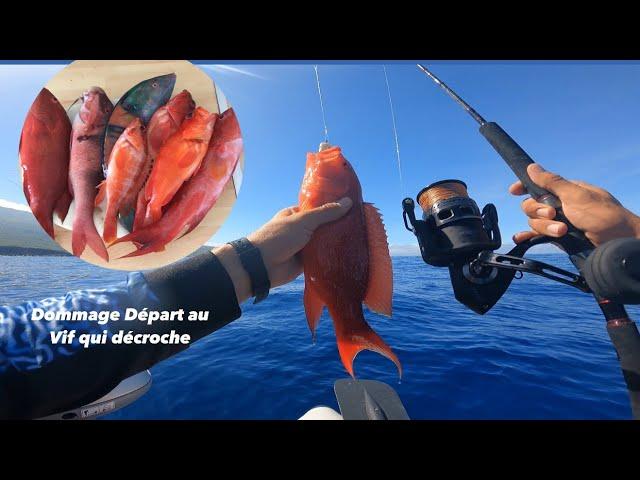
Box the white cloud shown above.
[201,65,267,80]
[389,244,420,256]
[0,198,31,212]
[389,242,562,256]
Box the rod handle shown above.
[607,321,640,419]
[479,121,594,253]
[480,122,550,199]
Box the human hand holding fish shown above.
[213,197,353,304]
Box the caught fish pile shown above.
[299,143,401,378]
[112,108,242,258]
[19,74,243,262]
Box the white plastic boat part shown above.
[298,406,343,420]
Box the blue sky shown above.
[2,61,640,248]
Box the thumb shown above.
[527,164,581,199]
[299,197,353,230]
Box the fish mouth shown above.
[148,73,177,93]
[85,86,107,95]
[172,90,196,109]
[130,73,177,123]
[83,86,109,105]
[80,87,112,124]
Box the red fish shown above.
[299,144,400,378]
[140,106,217,227]
[146,90,195,160]
[19,88,72,238]
[112,108,242,258]
[69,87,113,261]
[102,73,176,175]
[133,90,195,231]
[96,118,147,245]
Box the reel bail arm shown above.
[473,243,591,293]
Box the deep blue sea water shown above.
[1,254,638,419]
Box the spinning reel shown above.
[402,180,640,314]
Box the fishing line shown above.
[313,65,329,142]
[383,65,405,195]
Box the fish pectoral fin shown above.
[54,189,72,223]
[363,203,393,317]
[303,282,325,341]
[95,180,107,206]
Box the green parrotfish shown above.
[101,73,176,176]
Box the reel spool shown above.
[404,180,501,267]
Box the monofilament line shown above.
[314,65,329,142]
[383,65,404,195]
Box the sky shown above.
[2,61,640,249]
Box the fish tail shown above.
[54,189,72,224]
[111,228,168,258]
[329,304,402,379]
[118,241,167,259]
[110,230,137,246]
[102,202,119,245]
[72,214,109,262]
[114,233,167,258]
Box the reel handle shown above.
[402,198,418,231]
[479,122,594,255]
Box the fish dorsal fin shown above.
[303,281,325,341]
[363,203,393,317]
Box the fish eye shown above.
[343,162,348,167]
[152,82,159,88]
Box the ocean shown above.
[1,254,638,419]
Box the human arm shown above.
[0,197,352,419]
[509,163,640,245]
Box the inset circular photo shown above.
[19,60,244,270]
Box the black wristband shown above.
[228,238,271,303]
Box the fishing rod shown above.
[401,64,640,419]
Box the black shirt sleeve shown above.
[142,250,241,340]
